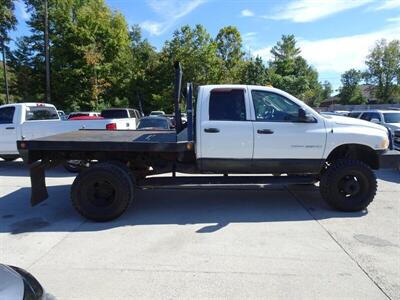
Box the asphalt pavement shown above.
[0,160,399,299]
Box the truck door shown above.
[250,89,326,174]
[0,106,17,154]
[199,88,254,172]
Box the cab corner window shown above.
[0,107,15,124]
[209,89,246,121]
[252,90,300,122]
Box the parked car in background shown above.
[0,264,47,300]
[347,111,363,118]
[68,115,104,120]
[320,111,342,117]
[57,110,66,120]
[347,110,400,150]
[358,110,400,131]
[101,108,141,119]
[150,110,166,116]
[67,111,100,119]
[137,116,174,130]
[333,110,350,116]
[0,103,139,160]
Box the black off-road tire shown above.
[320,159,377,212]
[0,155,19,162]
[71,163,134,222]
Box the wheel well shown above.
[326,144,379,170]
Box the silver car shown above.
[0,264,50,300]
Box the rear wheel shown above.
[0,155,19,162]
[320,159,376,212]
[71,163,134,221]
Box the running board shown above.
[137,175,317,189]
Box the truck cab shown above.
[196,85,389,174]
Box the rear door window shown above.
[209,89,246,121]
[0,106,15,124]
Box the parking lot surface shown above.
[0,160,399,299]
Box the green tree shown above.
[239,56,267,85]
[339,69,365,104]
[0,0,17,104]
[365,39,400,103]
[128,24,159,113]
[321,81,333,100]
[267,34,323,105]
[215,26,244,81]
[12,0,133,110]
[153,24,221,112]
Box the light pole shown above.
[1,38,10,104]
[44,0,51,103]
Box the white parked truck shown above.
[17,64,399,221]
[0,103,138,161]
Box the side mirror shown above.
[370,118,380,124]
[298,108,315,123]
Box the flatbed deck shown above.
[18,129,190,151]
[17,129,193,163]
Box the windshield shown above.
[383,113,400,124]
[137,118,169,129]
[101,110,128,119]
[150,111,164,116]
[26,106,59,121]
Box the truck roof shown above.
[0,102,56,108]
[199,84,298,97]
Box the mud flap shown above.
[30,162,49,206]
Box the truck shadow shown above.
[0,161,76,178]
[0,184,367,234]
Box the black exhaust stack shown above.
[174,61,183,133]
[186,82,193,142]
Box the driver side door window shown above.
[252,90,300,122]
[251,90,325,170]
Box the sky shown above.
[10,0,400,92]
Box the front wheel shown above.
[320,159,377,212]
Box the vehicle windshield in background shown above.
[137,118,169,129]
[150,111,165,116]
[25,106,59,121]
[348,112,362,118]
[383,113,400,124]
[101,110,128,119]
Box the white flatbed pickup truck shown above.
[0,103,137,161]
[17,64,400,222]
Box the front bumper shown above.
[379,150,400,169]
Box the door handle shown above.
[257,129,274,134]
[204,128,220,133]
[5,127,15,130]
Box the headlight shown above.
[380,137,389,149]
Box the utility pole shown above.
[1,38,10,104]
[44,0,51,103]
